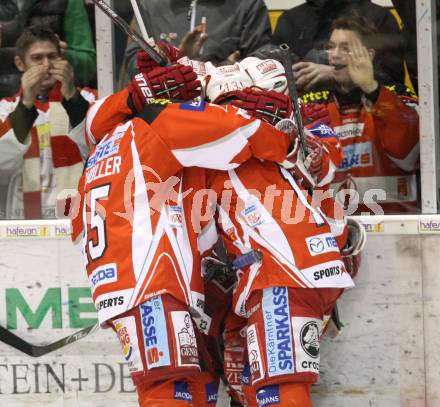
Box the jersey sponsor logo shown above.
[205,382,218,404]
[168,205,183,228]
[301,260,354,288]
[242,204,263,228]
[96,295,124,311]
[114,321,132,360]
[140,297,171,369]
[86,132,123,169]
[226,227,238,241]
[313,265,342,280]
[337,141,372,171]
[256,385,280,407]
[305,233,339,256]
[247,324,264,382]
[179,99,205,112]
[334,122,365,140]
[262,287,294,377]
[113,317,143,373]
[292,317,321,374]
[308,122,336,138]
[300,321,320,358]
[89,263,117,293]
[225,359,244,386]
[113,316,143,373]
[174,381,192,402]
[241,364,251,385]
[192,291,211,334]
[171,311,199,366]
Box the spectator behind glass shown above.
[0,25,96,220]
[0,0,96,98]
[273,0,405,93]
[302,14,419,214]
[123,0,275,83]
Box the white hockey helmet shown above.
[204,63,253,103]
[240,57,288,94]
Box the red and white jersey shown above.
[206,159,353,317]
[322,86,419,213]
[72,95,292,323]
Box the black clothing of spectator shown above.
[273,0,405,86]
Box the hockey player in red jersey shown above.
[71,46,365,406]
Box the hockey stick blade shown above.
[0,323,98,357]
[93,0,167,66]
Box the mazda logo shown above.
[309,238,324,253]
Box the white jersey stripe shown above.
[171,120,261,169]
[130,125,153,280]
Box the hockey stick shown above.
[93,0,167,66]
[0,323,98,357]
[278,43,309,156]
[129,0,155,46]
[278,44,346,330]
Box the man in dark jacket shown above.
[0,0,96,98]
[123,0,275,82]
[273,0,405,91]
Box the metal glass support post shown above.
[417,0,439,213]
[95,0,116,97]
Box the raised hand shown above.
[50,59,76,100]
[178,25,208,59]
[293,61,334,91]
[21,65,49,107]
[347,36,377,93]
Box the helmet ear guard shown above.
[240,57,288,94]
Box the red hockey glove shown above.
[280,132,325,188]
[128,64,201,112]
[305,134,324,179]
[136,41,184,73]
[301,102,331,126]
[229,87,293,126]
[280,137,315,188]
